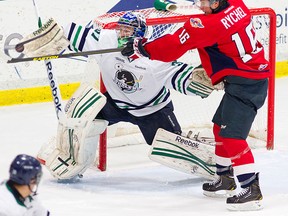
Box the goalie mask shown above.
[117,11,147,40]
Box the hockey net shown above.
[90,7,276,171]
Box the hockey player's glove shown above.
[187,65,222,98]
[17,18,69,57]
[121,38,150,60]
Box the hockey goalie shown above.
[21,14,222,180]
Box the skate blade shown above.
[227,200,263,211]
[203,190,236,198]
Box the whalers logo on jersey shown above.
[113,69,141,93]
[190,18,204,28]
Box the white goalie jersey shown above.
[64,23,197,117]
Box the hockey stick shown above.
[154,0,198,12]
[7,47,123,63]
[31,0,64,120]
[171,4,199,11]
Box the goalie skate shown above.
[149,128,216,180]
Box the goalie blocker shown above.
[149,128,216,180]
[18,18,69,57]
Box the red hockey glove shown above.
[121,38,150,60]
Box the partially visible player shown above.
[0,154,50,216]
[19,12,220,181]
[122,0,269,211]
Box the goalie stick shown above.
[7,47,124,63]
[31,0,65,121]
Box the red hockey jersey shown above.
[145,0,270,84]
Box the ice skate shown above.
[203,167,236,197]
[226,173,263,211]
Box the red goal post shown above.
[93,7,276,171]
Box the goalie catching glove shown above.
[18,18,69,57]
[37,84,108,180]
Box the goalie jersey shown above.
[64,23,197,117]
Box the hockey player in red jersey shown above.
[122,0,269,211]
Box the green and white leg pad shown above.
[38,84,108,179]
[149,128,216,180]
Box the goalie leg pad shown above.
[65,84,106,119]
[38,119,108,180]
[149,128,216,180]
[57,84,107,164]
[77,119,108,165]
[43,148,87,180]
[38,84,108,179]
[37,139,84,179]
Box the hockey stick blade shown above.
[7,47,123,63]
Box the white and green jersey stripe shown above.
[64,22,197,117]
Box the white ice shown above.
[1,77,288,216]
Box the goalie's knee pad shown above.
[59,83,106,128]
